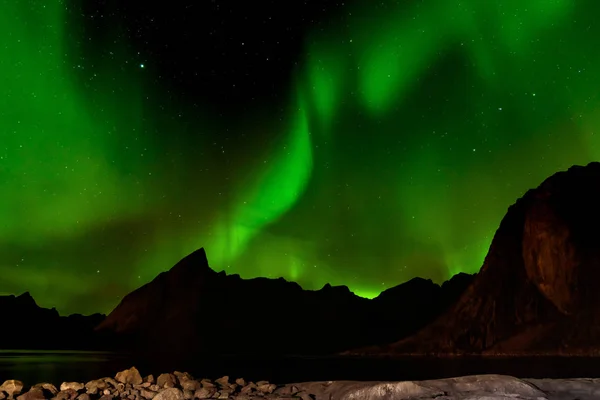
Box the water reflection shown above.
[1,351,600,386]
[0,350,131,386]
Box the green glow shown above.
[0,1,150,245]
[4,0,600,315]
[302,0,573,115]
[0,1,163,310]
[208,93,313,266]
[352,290,380,300]
[356,6,442,115]
[303,37,347,131]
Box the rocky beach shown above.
[2,366,600,400]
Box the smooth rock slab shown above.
[286,374,600,400]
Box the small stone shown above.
[0,380,24,396]
[217,390,229,399]
[0,392,5,400]
[239,383,256,394]
[55,389,79,400]
[200,381,215,389]
[144,376,155,384]
[104,389,111,395]
[32,383,58,396]
[193,387,215,399]
[115,368,144,386]
[173,372,193,382]
[105,378,119,388]
[257,383,276,394]
[149,385,160,392]
[214,376,229,387]
[180,380,200,392]
[153,388,183,400]
[234,378,246,387]
[156,374,176,389]
[16,388,45,400]
[140,389,156,400]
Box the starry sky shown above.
[2,0,600,315]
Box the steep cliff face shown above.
[359,162,600,355]
[96,248,219,354]
[97,248,217,335]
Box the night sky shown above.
[2,0,600,315]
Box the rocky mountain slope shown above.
[352,162,600,355]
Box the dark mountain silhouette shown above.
[351,162,600,356]
[0,292,105,350]
[96,248,473,361]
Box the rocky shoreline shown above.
[3,366,600,400]
[0,367,313,400]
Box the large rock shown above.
[15,387,46,400]
[115,367,143,385]
[97,248,473,360]
[354,162,600,355]
[0,380,24,396]
[289,375,568,400]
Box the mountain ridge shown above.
[0,292,105,350]
[96,247,474,360]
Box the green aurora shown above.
[2,0,600,313]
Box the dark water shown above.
[2,351,600,387]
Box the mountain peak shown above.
[16,291,37,306]
[171,247,209,270]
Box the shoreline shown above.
[2,367,600,400]
[0,367,318,400]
